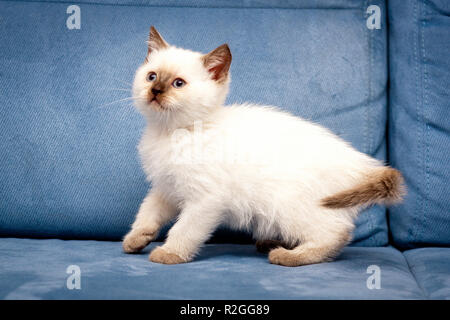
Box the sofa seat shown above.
[0,238,428,299]
[403,248,450,299]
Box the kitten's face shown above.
[133,27,231,125]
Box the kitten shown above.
[123,27,405,267]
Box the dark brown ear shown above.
[202,44,232,82]
[147,26,169,59]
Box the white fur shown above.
[127,44,383,262]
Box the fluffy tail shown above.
[321,167,406,209]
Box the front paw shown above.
[122,228,156,253]
[149,246,187,265]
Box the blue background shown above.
[0,0,389,245]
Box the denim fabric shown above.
[0,0,375,9]
[388,0,450,249]
[403,248,450,299]
[0,238,425,299]
[0,0,388,245]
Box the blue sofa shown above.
[0,0,448,299]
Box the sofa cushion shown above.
[0,0,388,245]
[0,238,425,299]
[403,248,450,299]
[388,0,450,248]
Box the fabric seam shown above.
[403,252,429,299]
[411,0,422,245]
[420,0,430,245]
[0,0,364,10]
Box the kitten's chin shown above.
[149,99,168,111]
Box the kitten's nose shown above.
[151,88,163,95]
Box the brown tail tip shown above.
[321,167,406,209]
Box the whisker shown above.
[112,78,133,87]
[99,88,132,92]
[97,96,140,108]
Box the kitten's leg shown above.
[268,229,352,267]
[123,189,177,253]
[149,200,222,264]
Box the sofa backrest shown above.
[0,0,388,245]
[388,0,450,249]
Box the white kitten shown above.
[123,27,404,267]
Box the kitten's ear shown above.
[146,26,169,59]
[202,44,232,82]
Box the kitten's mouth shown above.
[149,96,162,107]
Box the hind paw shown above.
[268,247,302,267]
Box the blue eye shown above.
[147,72,157,82]
[172,78,186,88]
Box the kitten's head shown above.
[133,26,231,127]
